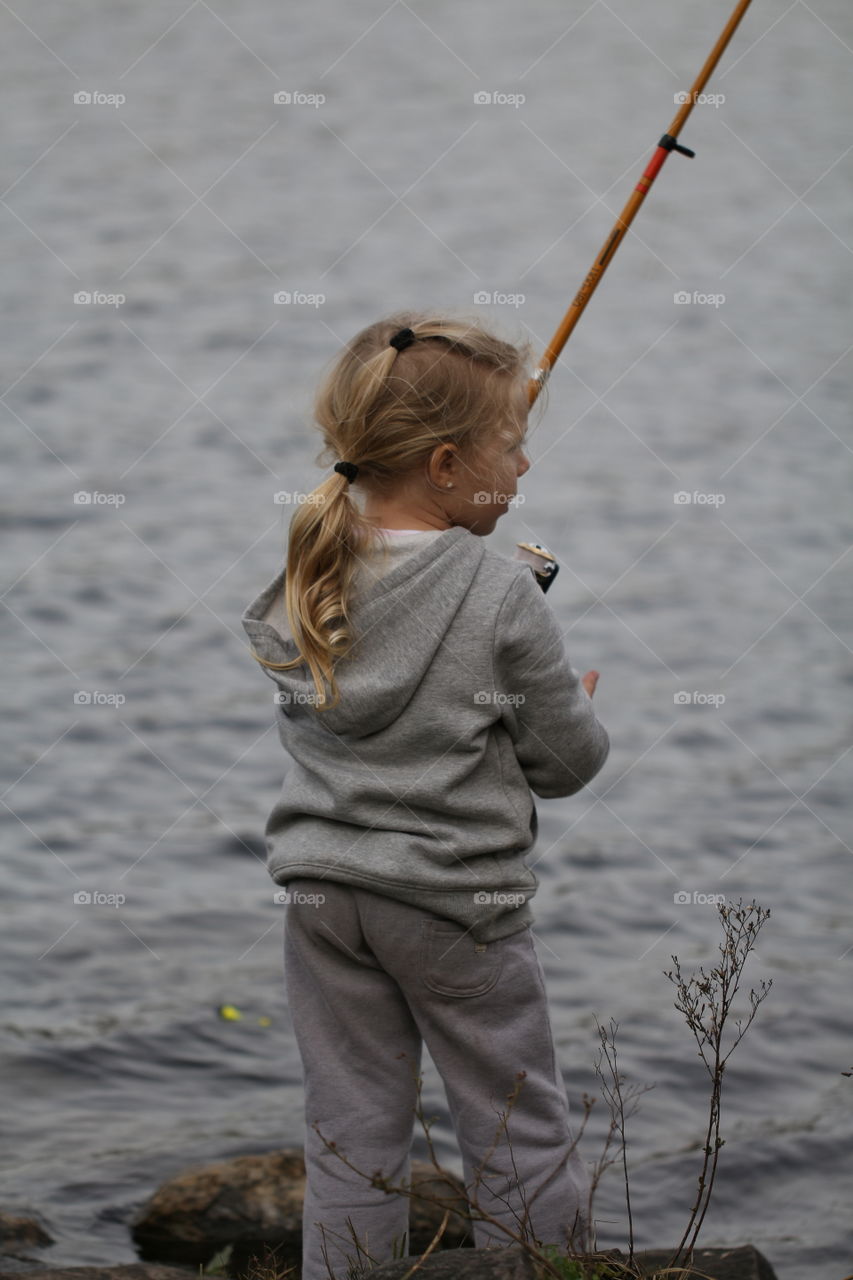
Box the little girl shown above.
[241,313,610,1280]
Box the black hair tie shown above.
[389,327,416,352]
[333,460,359,483]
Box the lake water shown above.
[2,0,852,1276]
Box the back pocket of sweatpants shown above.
[420,920,503,998]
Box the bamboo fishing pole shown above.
[527,0,755,406]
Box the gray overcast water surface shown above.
[2,1,852,1276]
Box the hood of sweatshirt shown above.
[241,525,483,739]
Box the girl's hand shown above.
[582,670,600,698]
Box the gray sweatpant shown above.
[283,877,591,1280]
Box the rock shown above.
[633,1244,779,1279]
[369,1247,536,1280]
[131,1148,472,1273]
[367,1243,780,1280]
[0,1269,195,1280]
[0,1244,781,1280]
[0,1211,54,1250]
[131,1150,303,1265]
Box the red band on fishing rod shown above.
[635,145,670,194]
[634,133,694,195]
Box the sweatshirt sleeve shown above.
[492,566,610,798]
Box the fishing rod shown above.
[527,0,755,406]
[513,0,754,591]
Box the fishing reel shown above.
[513,541,559,593]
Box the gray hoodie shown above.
[241,524,610,942]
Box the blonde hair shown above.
[250,311,539,710]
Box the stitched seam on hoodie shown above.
[490,571,534,837]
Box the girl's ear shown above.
[427,441,458,486]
